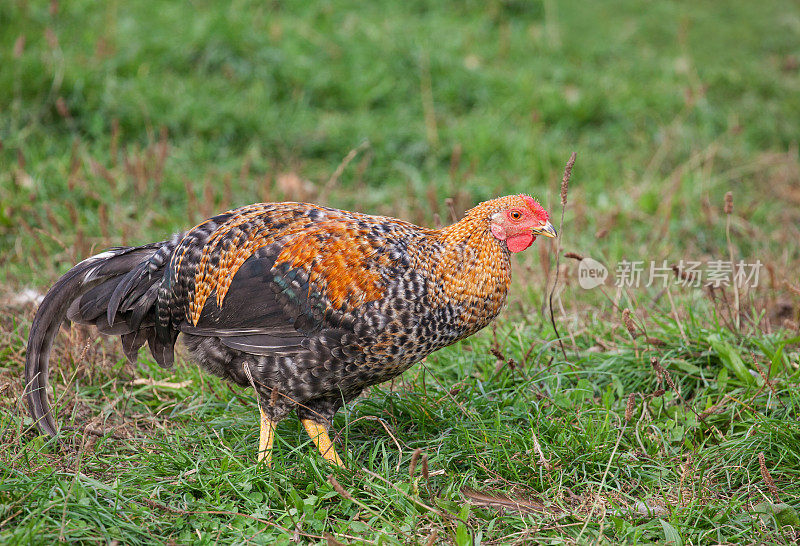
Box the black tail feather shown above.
[24,243,171,438]
[128,282,160,333]
[107,261,150,326]
[121,329,151,363]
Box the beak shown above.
[532,221,557,239]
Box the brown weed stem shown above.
[548,152,576,361]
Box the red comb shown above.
[520,195,549,222]
[521,195,539,209]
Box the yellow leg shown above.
[301,419,344,467]
[258,407,276,466]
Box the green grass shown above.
[2,0,800,543]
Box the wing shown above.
[164,203,406,358]
[179,245,308,354]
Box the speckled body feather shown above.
[25,196,550,439]
[164,200,516,424]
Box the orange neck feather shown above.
[431,204,512,305]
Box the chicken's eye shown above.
[509,210,523,221]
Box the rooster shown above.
[25,195,555,466]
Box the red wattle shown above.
[506,233,534,253]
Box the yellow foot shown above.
[258,407,276,466]
[301,418,344,467]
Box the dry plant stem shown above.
[723,191,741,332]
[556,292,578,352]
[548,151,576,361]
[750,353,787,410]
[321,140,370,199]
[530,428,552,470]
[704,287,728,332]
[665,285,690,346]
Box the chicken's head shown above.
[489,195,556,253]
